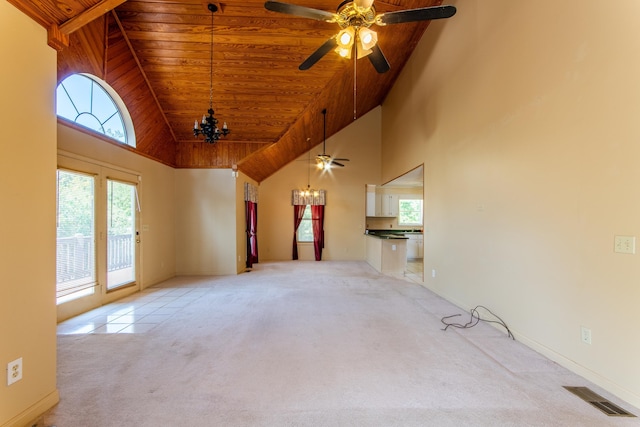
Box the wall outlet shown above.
[7,357,22,385]
[581,327,592,345]
[432,269,436,278]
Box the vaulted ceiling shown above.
[9,0,451,182]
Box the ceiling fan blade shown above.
[264,1,336,22]
[300,37,338,70]
[333,158,350,161]
[377,5,456,25]
[332,161,345,167]
[368,45,390,73]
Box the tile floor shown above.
[58,262,425,336]
[57,286,206,335]
[404,259,423,284]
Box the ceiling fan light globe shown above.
[353,0,375,12]
[335,46,352,58]
[356,47,372,59]
[337,27,355,48]
[359,27,378,50]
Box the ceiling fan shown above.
[264,0,456,73]
[317,109,349,169]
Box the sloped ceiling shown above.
[9,0,450,182]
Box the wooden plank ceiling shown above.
[9,0,448,182]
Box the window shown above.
[56,73,136,147]
[297,205,314,242]
[398,199,423,226]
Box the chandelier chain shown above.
[209,7,213,109]
[192,3,230,144]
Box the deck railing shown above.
[56,234,133,283]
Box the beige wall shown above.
[259,108,382,261]
[0,2,59,425]
[383,0,640,407]
[175,169,237,275]
[60,130,243,278]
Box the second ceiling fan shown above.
[264,0,456,73]
[317,109,349,169]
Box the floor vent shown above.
[564,386,636,417]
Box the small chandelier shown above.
[193,3,230,144]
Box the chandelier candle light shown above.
[193,3,230,143]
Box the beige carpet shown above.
[45,261,639,426]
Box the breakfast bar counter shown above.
[365,232,407,276]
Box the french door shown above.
[56,155,140,321]
[106,179,137,291]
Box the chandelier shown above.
[193,3,230,144]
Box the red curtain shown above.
[292,204,306,260]
[311,205,325,261]
[245,201,258,268]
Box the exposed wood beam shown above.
[59,0,128,35]
[47,24,69,51]
[46,0,127,50]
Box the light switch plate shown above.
[614,235,635,254]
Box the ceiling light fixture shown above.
[331,1,378,60]
[333,25,378,60]
[193,3,230,144]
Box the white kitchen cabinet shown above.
[365,185,397,217]
[379,194,398,217]
[406,234,423,260]
[366,185,377,216]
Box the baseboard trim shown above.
[1,389,59,427]
[513,333,640,410]
[423,283,640,411]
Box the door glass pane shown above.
[56,170,96,304]
[107,180,136,290]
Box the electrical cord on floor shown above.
[441,305,515,340]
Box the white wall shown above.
[0,3,59,425]
[383,0,640,408]
[258,108,382,261]
[175,169,237,275]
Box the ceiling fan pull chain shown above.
[353,44,357,120]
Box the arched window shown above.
[56,73,136,147]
